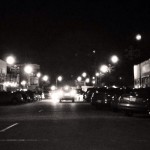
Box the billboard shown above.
[141,59,150,77]
[134,64,141,79]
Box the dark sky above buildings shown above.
[0,0,150,81]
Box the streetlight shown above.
[135,34,142,41]
[85,78,90,83]
[37,72,41,78]
[51,85,56,91]
[95,72,100,77]
[24,65,33,89]
[24,65,33,74]
[82,72,87,78]
[6,56,15,65]
[42,75,48,81]
[56,76,63,87]
[77,76,82,82]
[92,80,96,85]
[110,55,119,64]
[100,65,108,73]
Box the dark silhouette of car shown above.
[0,91,24,104]
[83,88,97,102]
[113,88,150,116]
[90,88,111,108]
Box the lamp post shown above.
[56,76,63,87]
[6,56,17,91]
[24,65,33,89]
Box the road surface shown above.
[0,99,150,150]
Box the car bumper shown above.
[118,103,149,113]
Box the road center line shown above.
[0,123,19,132]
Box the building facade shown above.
[134,59,150,88]
[0,59,7,91]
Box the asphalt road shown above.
[0,99,150,150]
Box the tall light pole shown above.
[24,65,33,89]
[56,76,63,87]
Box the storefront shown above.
[134,59,150,88]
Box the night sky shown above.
[0,0,150,83]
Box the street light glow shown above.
[85,78,90,83]
[37,72,41,78]
[21,80,27,86]
[92,80,96,84]
[51,85,56,91]
[6,56,15,65]
[82,72,87,78]
[95,72,100,77]
[100,65,108,73]
[24,65,33,74]
[136,34,142,41]
[77,76,82,82]
[111,55,119,64]
[57,76,63,81]
[43,75,48,81]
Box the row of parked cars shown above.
[83,87,150,116]
[0,90,43,105]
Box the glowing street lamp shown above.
[56,75,63,87]
[21,80,27,86]
[42,75,48,81]
[85,78,90,83]
[77,76,82,82]
[57,76,63,82]
[135,34,142,41]
[37,72,41,78]
[92,76,95,80]
[82,72,87,78]
[24,65,33,74]
[51,85,56,91]
[6,56,15,65]
[111,55,119,64]
[100,65,108,73]
[92,80,96,85]
[95,72,100,77]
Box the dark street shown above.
[0,100,150,150]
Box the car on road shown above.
[59,86,76,103]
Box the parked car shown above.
[83,88,97,102]
[115,88,150,116]
[90,88,110,108]
[0,91,24,104]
